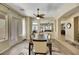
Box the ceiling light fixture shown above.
[36,17,40,19]
[33,8,45,19]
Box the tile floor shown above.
[2,40,64,55]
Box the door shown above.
[10,17,18,45]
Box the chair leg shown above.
[29,43,31,55]
[29,43,33,55]
[49,44,52,55]
[47,43,52,55]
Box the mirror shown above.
[67,23,71,29]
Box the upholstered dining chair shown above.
[29,39,52,55]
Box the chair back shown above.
[33,40,48,53]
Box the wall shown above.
[25,16,32,40]
[65,12,79,42]
[0,4,24,53]
[54,4,79,40]
[7,5,24,44]
[55,3,78,19]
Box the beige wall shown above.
[25,16,32,40]
[54,3,79,40]
[64,12,79,42]
[65,18,74,42]
[0,4,24,53]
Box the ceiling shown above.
[6,3,64,17]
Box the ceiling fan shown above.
[33,8,45,19]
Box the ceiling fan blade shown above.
[40,14,45,16]
[33,14,37,17]
[40,16,44,18]
[39,14,45,17]
[33,8,45,19]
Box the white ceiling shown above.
[6,3,64,17]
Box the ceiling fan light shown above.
[36,17,40,19]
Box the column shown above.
[25,16,32,40]
[55,19,61,40]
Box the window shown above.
[40,23,53,32]
[10,17,22,44]
[32,22,38,33]
[0,13,7,42]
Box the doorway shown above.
[60,21,66,40]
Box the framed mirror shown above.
[67,23,71,29]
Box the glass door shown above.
[10,17,18,45]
